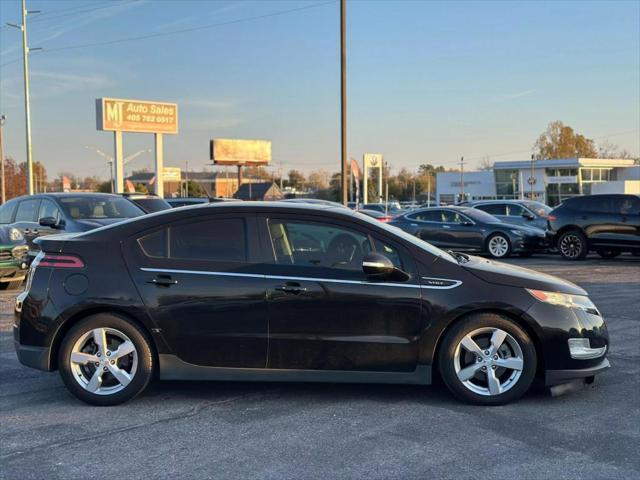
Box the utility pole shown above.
[339,0,348,206]
[0,115,6,203]
[7,0,40,195]
[459,156,464,203]
[530,154,535,200]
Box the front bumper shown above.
[545,358,610,386]
[513,235,548,253]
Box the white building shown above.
[437,158,638,206]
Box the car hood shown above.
[462,255,586,295]
[74,218,128,230]
[487,222,545,235]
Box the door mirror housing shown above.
[362,252,410,281]
[39,217,65,229]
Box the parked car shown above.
[0,225,29,290]
[120,193,172,213]
[389,206,547,258]
[15,202,608,406]
[165,197,237,208]
[281,198,347,208]
[547,194,640,260]
[465,200,552,231]
[356,209,394,222]
[0,193,145,255]
[361,203,403,215]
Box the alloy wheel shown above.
[559,233,584,259]
[488,235,509,257]
[453,327,524,396]
[69,327,138,396]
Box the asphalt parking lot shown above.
[1,254,639,479]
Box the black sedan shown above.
[389,206,547,258]
[14,202,608,406]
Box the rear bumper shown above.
[545,358,610,386]
[14,338,52,371]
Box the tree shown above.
[287,169,305,189]
[478,156,493,171]
[307,170,330,191]
[533,121,598,159]
[597,140,634,160]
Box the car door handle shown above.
[275,282,307,294]
[147,275,178,286]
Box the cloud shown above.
[494,89,536,101]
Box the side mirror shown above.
[522,212,535,220]
[39,217,64,229]
[362,252,410,281]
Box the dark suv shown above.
[547,194,640,260]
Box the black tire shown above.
[557,230,588,260]
[596,250,621,259]
[486,233,512,259]
[438,313,537,405]
[58,313,154,406]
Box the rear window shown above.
[131,198,171,213]
[59,196,144,219]
[615,195,640,215]
[568,196,615,214]
[138,218,247,263]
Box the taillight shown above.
[378,216,393,222]
[35,253,84,268]
[548,215,557,221]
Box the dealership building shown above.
[436,157,639,206]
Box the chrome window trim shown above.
[141,267,461,290]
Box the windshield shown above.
[59,196,145,219]
[524,201,552,217]
[464,208,500,223]
[353,211,457,263]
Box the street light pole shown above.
[0,115,6,203]
[530,154,535,200]
[340,0,348,206]
[459,156,464,203]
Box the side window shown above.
[505,204,526,216]
[14,199,40,222]
[0,200,17,224]
[408,211,441,222]
[268,220,371,270]
[441,210,469,224]
[38,199,61,222]
[138,218,247,262]
[477,204,506,215]
[615,196,640,215]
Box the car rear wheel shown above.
[58,313,154,406]
[438,313,537,405]
[558,230,588,260]
[486,233,511,258]
[596,250,621,259]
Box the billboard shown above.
[210,139,271,166]
[96,98,178,134]
[163,167,181,182]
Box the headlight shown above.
[527,289,599,315]
[9,228,23,242]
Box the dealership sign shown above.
[96,98,178,134]
[548,175,577,184]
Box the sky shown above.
[0,0,639,180]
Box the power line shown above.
[29,0,141,24]
[39,0,337,53]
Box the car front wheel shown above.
[58,313,154,406]
[438,313,537,405]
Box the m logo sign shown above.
[96,98,178,134]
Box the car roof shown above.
[12,192,125,200]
